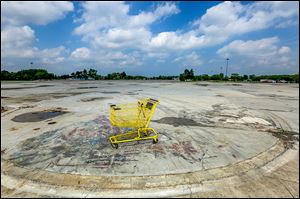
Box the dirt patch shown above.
[153,117,200,127]
[216,95,224,97]
[77,86,98,89]
[80,97,112,102]
[1,148,7,154]
[101,91,120,94]
[196,83,208,87]
[1,96,10,99]
[48,122,57,125]
[1,106,8,113]
[231,84,242,86]
[255,94,298,100]
[266,129,299,149]
[1,85,54,90]
[33,128,40,131]
[126,92,138,95]
[1,86,33,90]
[5,92,91,103]
[36,85,54,88]
[11,109,67,123]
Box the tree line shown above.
[1,68,299,83]
[178,69,299,83]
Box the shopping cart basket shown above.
[109,98,159,148]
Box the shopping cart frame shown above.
[109,98,159,149]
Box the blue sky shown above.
[1,1,299,76]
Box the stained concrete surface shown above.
[1,80,299,197]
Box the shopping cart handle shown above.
[110,104,121,110]
[150,98,159,102]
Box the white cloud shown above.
[71,1,298,68]
[69,48,142,68]
[217,37,293,68]
[150,1,299,51]
[278,46,291,54]
[74,2,179,49]
[1,1,74,26]
[174,51,203,67]
[70,47,91,59]
[1,26,36,58]
[92,51,142,68]
[196,1,299,38]
[1,2,73,67]
[129,2,180,27]
[39,46,68,64]
[149,31,214,50]
[1,25,68,64]
[275,19,299,28]
[95,27,152,49]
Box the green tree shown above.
[120,72,127,79]
[82,69,88,79]
[231,73,243,81]
[292,74,299,83]
[88,69,97,79]
[180,69,194,81]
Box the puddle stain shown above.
[126,92,138,95]
[1,85,54,90]
[196,83,208,87]
[5,92,93,103]
[77,87,98,89]
[153,117,207,127]
[231,84,242,86]
[80,97,112,102]
[11,109,67,123]
[101,91,120,94]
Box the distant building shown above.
[260,79,276,83]
[278,80,288,83]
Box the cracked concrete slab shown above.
[1,80,299,197]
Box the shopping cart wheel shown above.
[153,138,158,144]
[111,142,118,149]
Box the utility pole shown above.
[225,58,229,77]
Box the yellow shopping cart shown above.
[109,98,159,148]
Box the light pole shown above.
[225,58,229,78]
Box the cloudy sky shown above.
[1,1,299,76]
